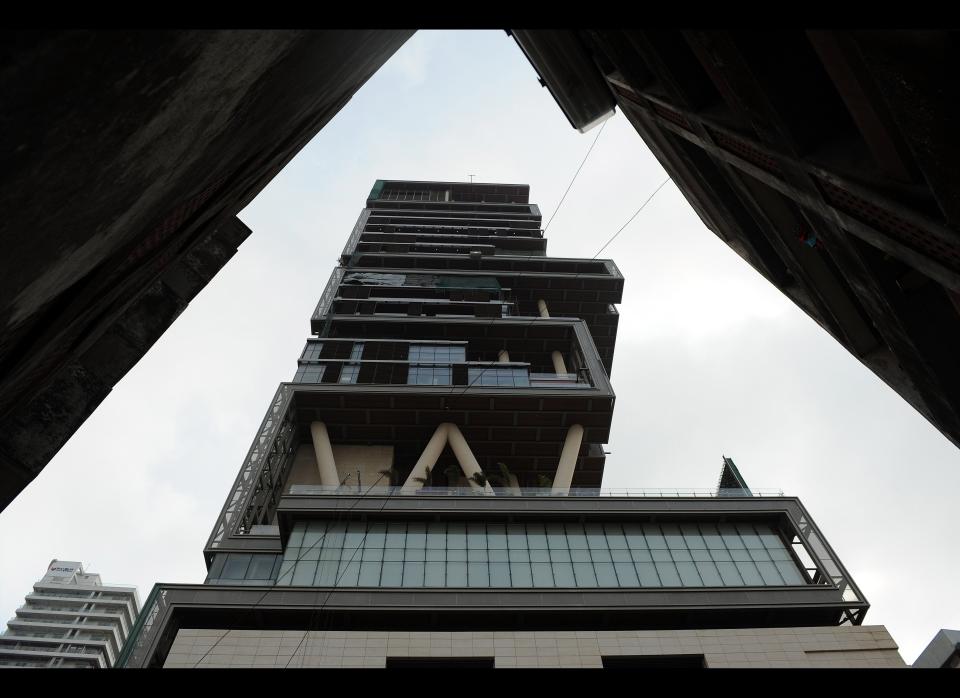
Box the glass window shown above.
[409,345,466,363]
[222,554,252,580]
[248,555,278,581]
[467,367,530,387]
[446,561,467,586]
[661,524,687,550]
[643,524,666,549]
[358,561,381,586]
[338,364,360,384]
[408,365,452,385]
[406,523,427,549]
[402,561,425,587]
[490,562,511,587]
[350,343,365,361]
[385,523,406,548]
[277,520,808,590]
[425,562,445,587]
[695,561,724,586]
[381,562,403,586]
[594,563,618,587]
[532,563,554,587]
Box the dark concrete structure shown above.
[511,30,960,451]
[116,181,900,669]
[0,31,413,510]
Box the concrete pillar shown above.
[497,349,511,363]
[310,422,340,487]
[507,473,522,496]
[551,350,568,376]
[401,423,450,492]
[551,424,584,495]
[447,424,495,495]
[537,299,550,318]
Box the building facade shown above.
[118,180,903,668]
[510,31,960,453]
[0,30,413,513]
[0,560,139,668]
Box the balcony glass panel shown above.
[276,520,809,590]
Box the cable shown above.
[188,473,392,667]
[591,177,671,259]
[286,482,403,668]
[542,120,607,235]
[445,175,673,413]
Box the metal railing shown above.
[286,485,784,498]
[293,360,592,389]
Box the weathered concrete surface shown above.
[0,30,414,510]
[512,30,960,452]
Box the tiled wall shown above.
[164,625,904,668]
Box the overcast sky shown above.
[1,31,957,663]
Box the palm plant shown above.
[536,474,554,489]
[412,465,433,487]
[469,471,488,488]
[377,467,400,487]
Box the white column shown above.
[447,424,495,495]
[507,473,522,496]
[551,350,568,376]
[497,349,511,363]
[551,424,584,495]
[310,422,340,487]
[537,299,550,318]
[401,423,450,492]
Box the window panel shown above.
[487,524,507,549]
[635,562,661,587]
[467,563,489,587]
[680,524,706,550]
[425,562,445,587]
[358,561,381,586]
[642,524,666,549]
[734,560,764,586]
[222,554,252,580]
[380,562,403,586]
[655,562,682,586]
[661,524,687,550]
[676,562,703,587]
[552,562,576,587]
[278,519,808,590]
[594,562,618,587]
[489,562,511,587]
[385,523,406,548]
[755,561,785,586]
[695,561,724,586]
[775,560,806,585]
[402,562,425,587]
[291,560,318,586]
[446,561,467,586]
[426,523,446,549]
[406,523,427,548]
[573,563,598,587]
[506,524,528,549]
[622,523,647,549]
[337,558,361,586]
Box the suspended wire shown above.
[189,472,396,668]
[592,177,672,259]
[190,172,675,667]
[446,174,672,412]
[542,119,607,234]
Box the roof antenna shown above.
[468,174,475,183]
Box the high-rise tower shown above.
[0,560,139,668]
[119,180,903,668]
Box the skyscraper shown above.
[0,560,139,668]
[118,180,903,668]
